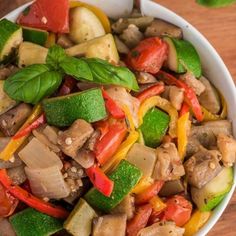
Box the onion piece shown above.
[25,165,70,199]
[7,165,27,186]
[42,126,59,145]
[18,138,63,169]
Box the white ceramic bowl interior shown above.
[2,0,236,235]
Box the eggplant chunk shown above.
[187,120,232,156]
[111,195,135,220]
[0,103,32,136]
[93,214,127,236]
[119,24,143,48]
[114,36,130,54]
[0,65,18,80]
[145,19,183,39]
[159,179,185,197]
[7,165,26,185]
[184,149,222,188]
[112,16,154,34]
[57,34,74,49]
[198,76,221,114]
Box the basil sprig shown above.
[4,45,139,104]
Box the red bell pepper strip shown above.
[135,180,164,205]
[179,102,190,117]
[102,89,125,119]
[161,195,192,227]
[17,0,69,33]
[126,204,153,236]
[126,37,168,74]
[156,70,203,122]
[13,113,46,140]
[58,76,77,96]
[137,84,165,103]
[0,183,18,217]
[86,165,114,197]
[0,169,69,219]
[94,123,127,166]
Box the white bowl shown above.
[2,0,236,235]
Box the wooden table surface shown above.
[0,0,236,235]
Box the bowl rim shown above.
[2,0,236,235]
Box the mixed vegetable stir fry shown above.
[0,0,235,235]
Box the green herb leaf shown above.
[59,56,93,81]
[46,45,66,70]
[4,64,62,104]
[82,58,139,91]
[196,0,236,7]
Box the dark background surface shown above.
[0,0,236,235]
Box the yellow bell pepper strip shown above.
[132,177,154,194]
[69,1,111,33]
[121,105,135,132]
[0,105,43,161]
[45,32,56,48]
[184,210,211,236]
[149,196,167,212]
[138,96,178,138]
[102,131,139,173]
[177,112,191,159]
[202,95,227,121]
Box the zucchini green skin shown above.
[9,208,63,236]
[23,27,48,46]
[43,88,107,127]
[85,160,142,212]
[140,108,170,148]
[0,19,22,63]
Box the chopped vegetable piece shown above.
[58,76,77,96]
[184,210,211,236]
[0,19,22,63]
[17,0,69,33]
[126,143,157,177]
[159,180,185,197]
[86,165,114,197]
[102,131,139,173]
[149,196,167,212]
[64,198,97,236]
[177,112,191,159]
[43,88,107,126]
[157,70,203,122]
[121,105,136,132]
[126,204,152,236]
[69,1,111,33]
[94,123,127,166]
[137,84,165,103]
[138,96,178,138]
[0,169,69,219]
[132,177,154,195]
[140,108,170,147]
[191,167,233,211]
[0,183,18,217]
[126,37,168,74]
[135,180,164,205]
[85,160,142,212]
[22,27,48,46]
[161,195,192,227]
[102,89,125,119]
[10,208,63,236]
[179,102,190,117]
[0,104,42,161]
[13,113,45,139]
[44,32,56,48]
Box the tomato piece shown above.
[161,195,192,226]
[127,37,168,74]
[0,183,18,217]
[135,180,164,205]
[127,204,152,236]
[86,165,114,197]
[17,0,69,33]
[94,123,127,166]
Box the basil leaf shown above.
[196,0,236,7]
[46,45,66,70]
[60,56,93,81]
[4,64,62,104]
[82,58,139,91]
